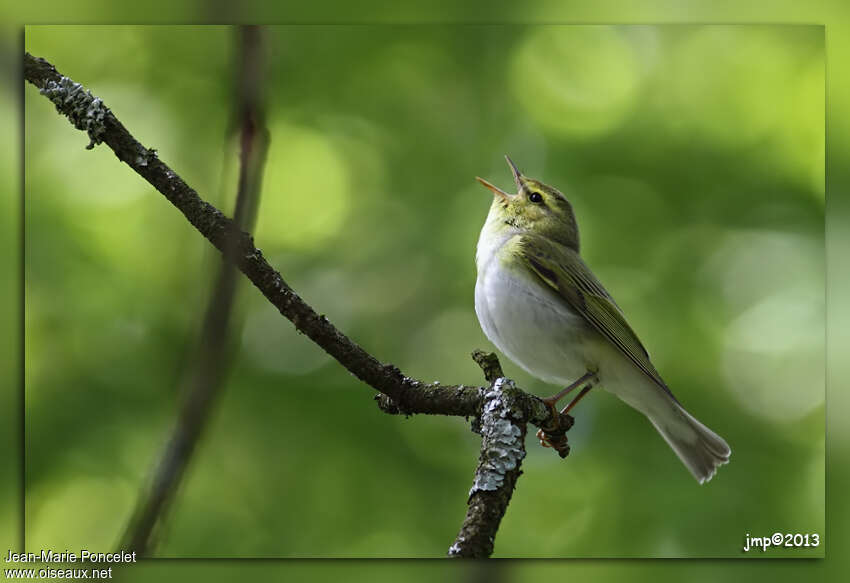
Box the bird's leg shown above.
[537,371,598,449]
[561,383,594,415]
[541,371,597,409]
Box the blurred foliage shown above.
[23,24,824,559]
[0,24,21,561]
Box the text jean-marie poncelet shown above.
[5,549,137,564]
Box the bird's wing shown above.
[519,234,677,400]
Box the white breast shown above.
[474,217,595,386]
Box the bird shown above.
[473,156,731,483]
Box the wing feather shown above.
[519,234,678,402]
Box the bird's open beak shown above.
[476,155,526,201]
[475,176,512,202]
[505,155,524,190]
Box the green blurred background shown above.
[3,0,849,580]
[22,25,824,559]
[20,23,828,563]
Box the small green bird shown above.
[474,156,730,483]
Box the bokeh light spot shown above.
[663,26,821,159]
[511,26,643,138]
[706,231,824,422]
[27,477,133,551]
[722,289,824,422]
[255,120,351,251]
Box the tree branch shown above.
[24,50,486,417]
[24,51,576,558]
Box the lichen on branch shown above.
[469,378,527,496]
[449,360,532,558]
[38,75,109,149]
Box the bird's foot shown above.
[536,371,598,459]
[535,398,575,458]
[536,425,570,448]
[535,414,574,458]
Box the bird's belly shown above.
[475,263,597,386]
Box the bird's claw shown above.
[536,428,554,448]
[536,408,574,458]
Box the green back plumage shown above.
[518,234,679,403]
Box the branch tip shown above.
[471,350,504,384]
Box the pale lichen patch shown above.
[469,377,526,497]
[39,76,109,149]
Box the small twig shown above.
[471,349,504,383]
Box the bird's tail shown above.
[647,402,731,484]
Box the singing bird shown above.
[474,156,730,483]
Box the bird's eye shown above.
[528,191,544,204]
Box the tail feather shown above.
[648,404,731,484]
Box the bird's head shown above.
[477,156,580,251]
